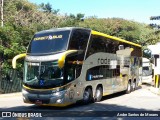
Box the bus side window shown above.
[67,67,75,81]
[75,66,82,78]
[68,29,90,51]
[86,35,106,57]
[105,39,119,54]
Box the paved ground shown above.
[0,85,160,120]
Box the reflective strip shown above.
[12,53,26,69]
[41,103,72,107]
[23,82,72,91]
[58,50,78,68]
[91,30,141,47]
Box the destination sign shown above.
[33,35,63,41]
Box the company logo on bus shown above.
[89,75,92,80]
[88,74,103,80]
[33,35,63,41]
[48,35,53,40]
[98,58,130,65]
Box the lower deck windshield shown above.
[24,61,64,89]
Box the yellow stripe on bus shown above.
[23,83,72,91]
[91,30,141,47]
[58,50,78,68]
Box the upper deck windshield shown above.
[27,30,70,55]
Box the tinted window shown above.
[68,29,90,51]
[86,34,141,58]
[86,35,119,58]
[27,30,70,55]
[64,55,83,82]
[86,65,120,81]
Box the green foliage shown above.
[78,18,153,44]
[0,0,63,71]
[39,2,59,14]
[40,3,52,13]
[0,0,159,73]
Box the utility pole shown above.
[0,0,3,93]
[1,0,3,27]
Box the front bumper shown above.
[22,88,72,106]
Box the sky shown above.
[28,0,160,24]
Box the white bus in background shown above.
[141,58,153,84]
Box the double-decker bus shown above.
[12,27,142,106]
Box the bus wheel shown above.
[132,80,136,91]
[95,87,103,102]
[126,81,131,94]
[83,88,93,104]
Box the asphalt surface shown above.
[0,85,160,120]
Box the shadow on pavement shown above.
[1,85,159,120]
[0,85,142,111]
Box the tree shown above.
[76,13,84,20]
[0,0,64,72]
[78,18,152,44]
[40,3,52,13]
[148,16,160,44]
[0,0,158,73]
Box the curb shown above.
[0,92,22,98]
[148,87,160,95]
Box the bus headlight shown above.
[56,98,64,103]
[52,90,66,97]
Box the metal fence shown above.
[0,69,22,94]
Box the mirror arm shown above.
[12,53,26,69]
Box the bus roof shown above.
[35,27,91,35]
[91,30,141,47]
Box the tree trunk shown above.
[0,62,3,94]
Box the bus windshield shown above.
[24,61,64,89]
[27,30,70,55]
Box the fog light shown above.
[56,98,63,103]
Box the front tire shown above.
[83,88,93,104]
